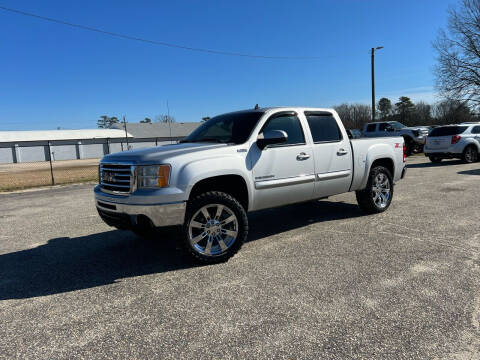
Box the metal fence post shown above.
[47,141,55,186]
[155,138,158,146]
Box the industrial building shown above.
[0,122,200,164]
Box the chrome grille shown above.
[100,163,133,194]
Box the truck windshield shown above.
[429,126,468,136]
[389,121,406,130]
[182,111,264,144]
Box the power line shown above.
[0,5,323,60]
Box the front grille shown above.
[100,163,133,194]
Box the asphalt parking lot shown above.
[1,156,479,359]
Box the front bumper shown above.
[94,186,186,228]
[414,136,426,145]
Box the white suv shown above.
[424,123,480,163]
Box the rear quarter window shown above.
[429,126,468,136]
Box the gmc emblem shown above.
[102,172,116,183]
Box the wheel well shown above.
[464,143,479,151]
[189,175,249,210]
[370,158,394,177]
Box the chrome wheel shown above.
[372,172,391,209]
[188,203,239,256]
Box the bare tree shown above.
[434,0,480,107]
[432,99,472,124]
[413,101,433,125]
[333,103,371,129]
[155,114,176,123]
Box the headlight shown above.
[137,165,170,188]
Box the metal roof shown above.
[111,122,200,139]
[0,129,133,143]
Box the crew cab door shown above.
[303,111,353,198]
[250,111,315,210]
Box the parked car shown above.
[424,123,480,163]
[95,107,407,263]
[362,121,429,155]
[347,129,362,139]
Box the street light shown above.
[371,46,383,121]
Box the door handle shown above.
[337,149,348,156]
[296,152,310,160]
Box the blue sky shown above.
[0,0,454,130]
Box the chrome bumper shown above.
[96,198,186,227]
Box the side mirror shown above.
[257,130,288,150]
[385,126,394,132]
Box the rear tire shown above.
[428,156,442,163]
[462,145,478,163]
[182,191,248,263]
[356,166,394,214]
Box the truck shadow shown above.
[0,200,364,300]
[407,159,463,168]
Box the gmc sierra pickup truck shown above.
[95,107,407,263]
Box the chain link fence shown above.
[0,137,176,192]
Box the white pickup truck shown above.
[95,107,406,263]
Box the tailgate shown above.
[426,136,451,150]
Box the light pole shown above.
[371,46,383,121]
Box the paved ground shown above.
[0,156,479,359]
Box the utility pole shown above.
[123,115,129,150]
[371,46,383,122]
[167,100,173,144]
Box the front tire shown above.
[182,191,248,263]
[462,145,478,163]
[356,166,394,214]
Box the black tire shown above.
[404,137,413,157]
[356,166,394,214]
[462,145,478,163]
[182,191,248,263]
[428,156,442,163]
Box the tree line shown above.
[97,114,176,128]
[334,97,475,130]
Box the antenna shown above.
[167,100,173,144]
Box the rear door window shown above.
[304,113,343,143]
[429,126,468,136]
[366,124,377,132]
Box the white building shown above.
[0,129,133,163]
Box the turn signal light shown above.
[451,135,461,144]
[157,165,170,187]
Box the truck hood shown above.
[101,142,229,164]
